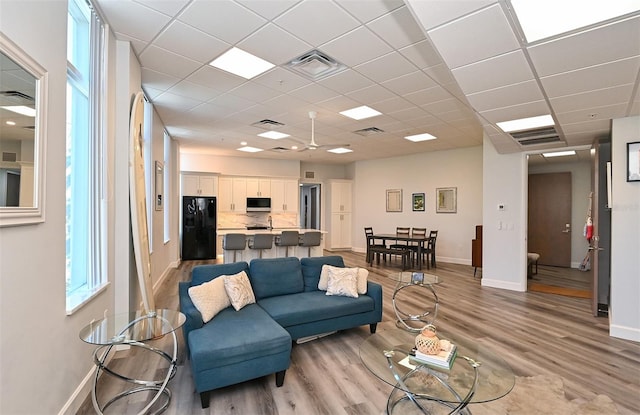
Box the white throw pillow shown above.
[223,271,256,311]
[319,265,368,294]
[188,277,231,323]
[326,267,359,298]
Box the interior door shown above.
[591,138,612,316]
[528,172,572,267]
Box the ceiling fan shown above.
[297,111,350,152]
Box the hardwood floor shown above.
[76,252,640,414]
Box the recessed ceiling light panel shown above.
[1,105,36,117]
[258,131,290,140]
[496,115,554,133]
[237,146,263,153]
[404,133,437,142]
[339,106,382,120]
[542,150,576,158]
[210,47,275,79]
[327,147,353,154]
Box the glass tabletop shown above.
[359,328,514,404]
[388,271,440,285]
[79,309,186,346]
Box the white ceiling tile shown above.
[427,4,519,69]
[288,83,341,103]
[113,32,149,56]
[388,106,429,121]
[405,85,453,106]
[334,0,404,24]
[236,0,300,21]
[556,103,629,125]
[134,0,190,16]
[423,63,457,85]
[466,80,545,112]
[370,96,414,113]
[274,1,360,46]
[167,80,222,102]
[179,0,266,44]
[398,39,443,70]
[560,119,610,135]
[405,0,496,31]
[186,66,246,92]
[139,46,202,78]
[252,67,310,93]
[141,68,181,91]
[346,85,396,104]
[563,131,608,147]
[154,21,230,63]
[382,71,437,95]
[153,91,202,111]
[541,56,640,98]
[367,5,426,49]
[549,84,635,114]
[209,93,258,112]
[421,98,467,115]
[99,0,171,42]
[142,86,164,100]
[479,100,550,124]
[354,52,416,83]
[452,50,534,95]
[238,23,310,65]
[321,27,392,67]
[318,69,372,94]
[316,95,363,112]
[227,81,279,103]
[529,15,640,77]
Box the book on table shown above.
[410,343,457,370]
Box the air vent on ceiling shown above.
[0,90,34,101]
[354,127,384,136]
[270,146,290,152]
[510,126,561,146]
[2,152,17,162]
[252,119,284,128]
[286,49,347,81]
[23,126,35,130]
[305,171,315,179]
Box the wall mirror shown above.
[0,33,47,227]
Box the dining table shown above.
[367,233,431,270]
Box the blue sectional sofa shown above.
[178,255,383,408]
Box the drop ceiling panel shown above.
[452,50,534,95]
[238,24,311,65]
[154,21,230,64]
[366,6,426,49]
[318,69,372,94]
[97,1,172,42]
[406,0,496,31]
[549,84,635,114]
[405,86,453,106]
[141,68,181,91]
[252,67,310,93]
[372,96,415,113]
[541,56,640,98]
[135,0,190,16]
[398,39,444,70]
[185,66,246,92]
[334,0,404,24]
[381,71,437,95]
[320,26,392,67]
[466,80,545,112]
[166,80,222,102]
[236,0,300,21]
[227,82,279,103]
[346,85,396,104]
[561,119,610,135]
[287,83,341,103]
[153,91,202,111]
[556,103,629,125]
[479,100,550,124]
[274,1,360,46]
[427,4,519,70]
[528,15,640,77]
[139,46,202,78]
[354,52,417,83]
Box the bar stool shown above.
[248,234,273,258]
[299,231,322,257]
[275,231,299,257]
[222,233,246,262]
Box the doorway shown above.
[300,183,321,230]
[527,152,593,298]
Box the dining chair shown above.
[388,227,411,267]
[425,230,438,268]
[409,227,427,266]
[364,227,387,262]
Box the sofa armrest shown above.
[366,281,383,321]
[179,281,204,352]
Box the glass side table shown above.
[360,328,515,415]
[79,309,186,415]
[388,272,440,332]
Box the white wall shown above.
[482,135,528,291]
[181,152,300,178]
[528,160,592,267]
[610,116,640,341]
[352,146,483,265]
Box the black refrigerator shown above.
[182,196,217,260]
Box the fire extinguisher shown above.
[585,217,593,242]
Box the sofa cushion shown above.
[319,265,369,295]
[188,304,291,369]
[188,277,231,323]
[326,267,359,298]
[258,291,375,327]
[191,262,249,287]
[223,271,256,311]
[300,256,345,291]
[249,257,304,300]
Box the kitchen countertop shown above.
[217,228,326,236]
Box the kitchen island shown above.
[217,229,326,263]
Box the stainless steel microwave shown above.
[246,197,271,212]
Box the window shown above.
[66,0,106,314]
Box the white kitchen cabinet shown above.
[271,179,299,213]
[218,177,247,212]
[246,178,271,197]
[326,180,352,250]
[182,173,217,196]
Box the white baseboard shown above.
[58,350,116,415]
[610,323,640,342]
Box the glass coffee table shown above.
[360,328,514,414]
[389,272,440,332]
[79,309,186,415]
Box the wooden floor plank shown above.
[76,252,640,415]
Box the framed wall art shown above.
[386,189,402,212]
[627,141,640,182]
[412,193,425,211]
[436,187,457,213]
